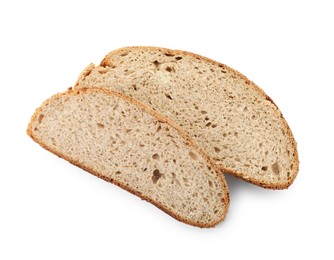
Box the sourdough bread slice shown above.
[27,88,229,227]
[75,46,299,189]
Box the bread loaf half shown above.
[27,88,229,227]
[75,46,299,189]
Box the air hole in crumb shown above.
[165,93,173,100]
[164,53,175,57]
[205,116,209,121]
[205,122,212,127]
[208,180,213,187]
[183,177,189,184]
[38,114,44,123]
[271,162,280,175]
[120,52,128,56]
[214,147,221,153]
[165,66,175,72]
[97,123,105,128]
[200,110,207,114]
[153,60,161,69]
[243,106,248,112]
[152,153,160,160]
[211,124,217,128]
[234,132,238,137]
[251,115,256,120]
[175,56,182,60]
[152,169,163,184]
[132,84,137,91]
[173,159,176,164]
[156,125,162,132]
[190,207,197,212]
[115,171,121,175]
[259,143,263,148]
[188,151,198,160]
[261,166,268,171]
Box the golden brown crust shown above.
[27,87,229,228]
[99,46,299,189]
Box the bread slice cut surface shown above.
[75,46,299,189]
[27,88,229,228]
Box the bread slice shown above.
[75,46,299,189]
[27,87,229,227]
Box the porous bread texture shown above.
[75,46,299,189]
[27,88,229,228]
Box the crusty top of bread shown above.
[75,46,299,189]
[27,87,229,228]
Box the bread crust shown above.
[95,46,298,189]
[27,87,230,228]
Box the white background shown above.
[1,0,333,259]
